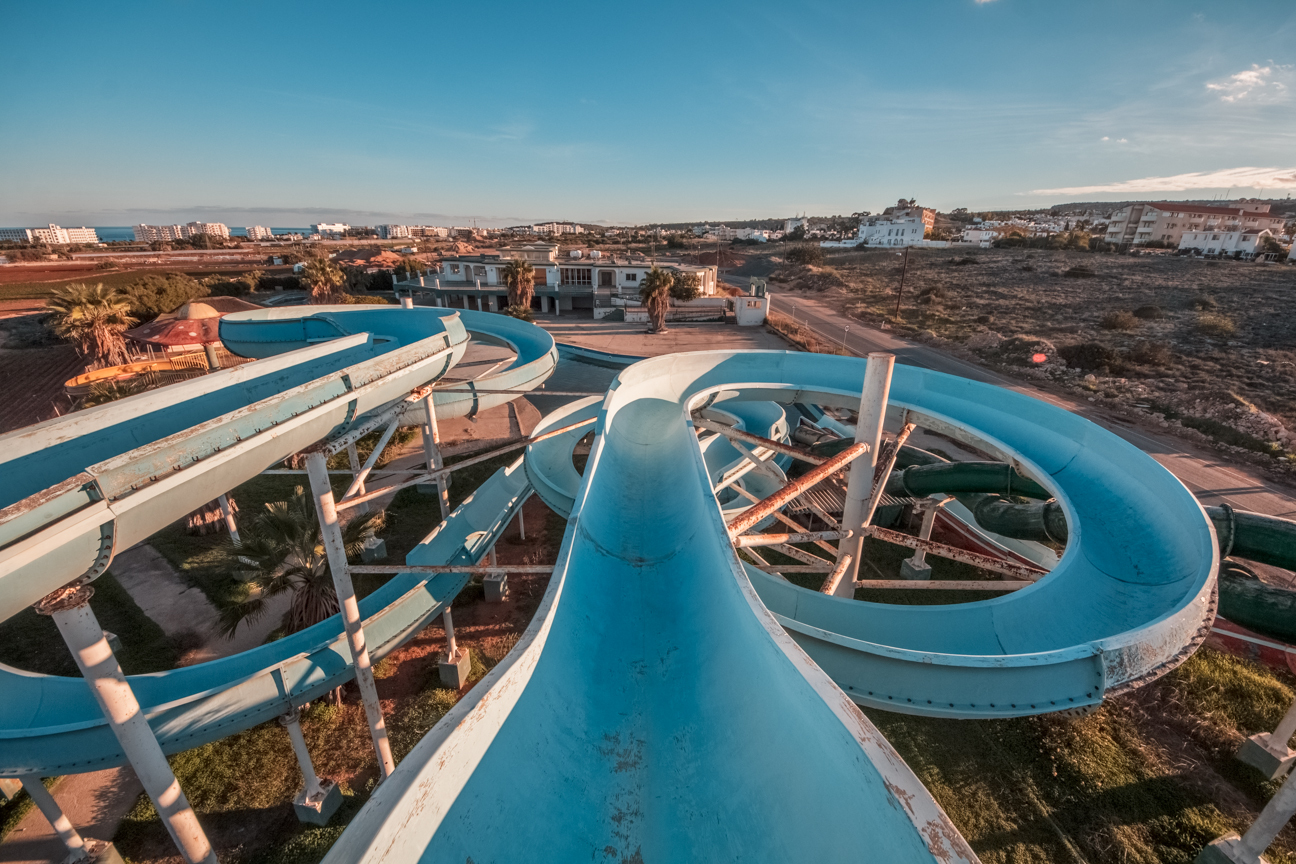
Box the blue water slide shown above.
[514,351,1217,722]
[0,305,555,776]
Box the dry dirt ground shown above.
[769,246,1296,469]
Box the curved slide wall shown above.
[0,306,555,776]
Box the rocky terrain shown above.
[769,246,1296,468]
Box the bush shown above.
[1192,296,1218,311]
[1196,312,1236,338]
[505,305,534,322]
[342,294,393,305]
[950,256,980,266]
[915,285,943,305]
[785,245,823,266]
[258,274,301,292]
[1059,342,1119,372]
[1132,305,1163,319]
[1129,340,1173,367]
[125,272,208,320]
[1100,310,1139,331]
[1063,265,1096,278]
[207,280,251,297]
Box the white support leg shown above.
[420,394,450,521]
[1198,765,1296,862]
[346,443,371,515]
[1240,695,1296,780]
[20,775,88,862]
[901,496,950,580]
[279,708,342,825]
[217,494,240,546]
[36,588,217,864]
[438,606,471,688]
[304,453,396,780]
[518,506,526,541]
[833,352,894,596]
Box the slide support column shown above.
[36,587,217,864]
[420,394,451,521]
[304,453,396,780]
[833,352,894,596]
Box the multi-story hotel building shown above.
[1105,200,1284,247]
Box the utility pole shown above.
[893,245,910,319]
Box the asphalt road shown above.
[745,285,1296,521]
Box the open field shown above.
[768,246,1296,464]
[0,265,294,301]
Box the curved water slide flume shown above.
[520,352,1217,721]
[0,306,557,776]
[328,353,1055,864]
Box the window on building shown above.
[450,264,460,274]
[625,272,638,282]
[560,267,592,286]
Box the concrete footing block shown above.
[485,572,509,603]
[359,537,387,563]
[439,647,471,689]
[103,631,123,653]
[1239,732,1296,780]
[416,482,449,497]
[899,558,932,581]
[86,839,127,864]
[1196,834,1262,864]
[293,779,343,826]
[0,777,20,802]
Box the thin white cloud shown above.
[1030,166,1296,196]
[1206,64,1292,103]
[973,0,998,4]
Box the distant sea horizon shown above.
[2,226,311,242]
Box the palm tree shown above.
[300,257,346,304]
[501,259,535,314]
[216,486,385,639]
[639,266,673,334]
[46,283,137,366]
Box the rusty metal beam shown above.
[730,485,840,557]
[854,579,1033,591]
[734,531,843,548]
[692,416,826,465]
[864,525,1048,581]
[819,554,854,594]
[726,441,870,538]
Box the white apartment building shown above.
[376,225,411,240]
[1105,200,1284,247]
[133,222,230,242]
[532,222,584,236]
[245,225,275,240]
[1178,228,1274,258]
[311,223,350,238]
[1,224,99,244]
[409,226,450,238]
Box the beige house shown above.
[1105,199,1284,247]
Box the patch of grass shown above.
[1197,312,1237,338]
[1130,340,1173,367]
[0,313,59,348]
[1063,265,1095,278]
[0,777,55,842]
[1101,310,1140,331]
[1163,647,1295,738]
[1133,304,1164,319]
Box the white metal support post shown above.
[833,352,895,597]
[1239,695,1296,780]
[1198,765,1296,862]
[19,775,88,862]
[217,494,240,546]
[420,394,451,521]
[280,709,324,799]
[517,506,526,541]
[346,443,371,515]
[304,453,396,780]
[36,587,217,864]
[900,496,951,580]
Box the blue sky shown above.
[2,0,1294,226]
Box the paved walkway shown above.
[538,316,786,356]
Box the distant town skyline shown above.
[2,0,1294,226]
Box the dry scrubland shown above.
[772,247,1296,466]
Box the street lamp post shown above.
[841,325,850,354]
